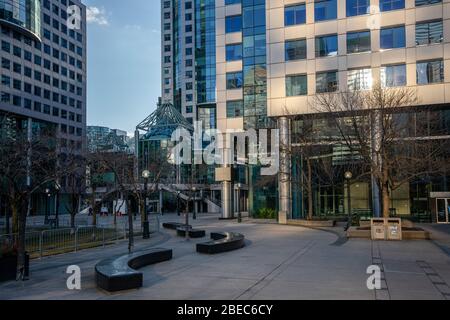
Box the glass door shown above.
[436,199,449,224]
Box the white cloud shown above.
[86,6,109,26]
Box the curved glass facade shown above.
[0,0,41,40]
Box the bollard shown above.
[74,228,78,252]
[39,231,43,259]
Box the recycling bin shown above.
[371,218,386,240]
[386,218,402,241]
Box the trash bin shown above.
[371,218,386,240]
[386,218,402,241]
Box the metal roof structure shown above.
[136,101,194,140]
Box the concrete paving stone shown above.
[434,284,450,295]
[1,214,450,300]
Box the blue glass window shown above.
[285,4,306,26]
[346,0,369,17]
[315,34,338,57]
[380,26,405,49]
[225,0,241,4]
[286,74,308,96]
[379,0,405,11]
[227,100,244,118]
[415,0,442,6]
[226,72,243,89]
[226,43,243,61]
[226,15,242,33]
[316,71,339,93]
[285,39,307,61]
[381,64,406,87]
[315,0,337,22]
[347,31,371,53]
[416,20,443,45]
[417,60,444,84]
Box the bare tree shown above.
[57,148,86,229]
[314,84,450,217]
[0,114,59,278]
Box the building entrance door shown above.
[436,199,450,224]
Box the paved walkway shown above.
[1,214,449,300]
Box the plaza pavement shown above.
[0,214,449,300]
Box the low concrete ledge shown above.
[163,222,191,230]
[95,248,173,292]
[287,219,336,228]
[176,227,206,239]
[196,232,245,254]
[347,227,431,240]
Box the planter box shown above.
[0,253,29,283]
[0,255,17,282]
[287,219,336,228]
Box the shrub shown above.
[256,208,277,220]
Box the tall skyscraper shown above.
[1,0,87,152]
[160,0,450,223]
[1,0,87,214]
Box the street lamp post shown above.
[44,188,50,225]
[236,183,242,223]
[142,170,150,239]
[345,171,353,230]
[185,193,190,241]
[55,183,61,228]
[192,187,197,220]
[176,191,181,216]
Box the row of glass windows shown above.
[1,57,84,96]
[1,41,83,83]
[284,60,444,97]
[225,21,443,63]
[0,92,83,126]
[284,0,443,26]
[1,26,84,71]
[1,74,83,103]
[287,22,441,61]
[42,12,83,43]
[225,0,443,31]
[224,60,444,105]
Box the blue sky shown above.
[84,0,161,134]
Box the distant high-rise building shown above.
[87,126,131,153]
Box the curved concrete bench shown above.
[163,222,191,230]
[95,248,172,292]
[196,232,245,254]
[176,226,206,238]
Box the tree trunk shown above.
[127,198,134,253]
[113,192,118,226]
[16,197,28,280]
[381,166,390,218]
[70,194,77,229]
[91,192,97,227]
[55,192,60,227]
[5,200,10,234]
[11,202,19,234]
[307,158,313,220]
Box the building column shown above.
[218,133,233,219]
[278,117,292,224]
[222,180,233,219]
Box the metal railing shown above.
[0,216,160,259]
